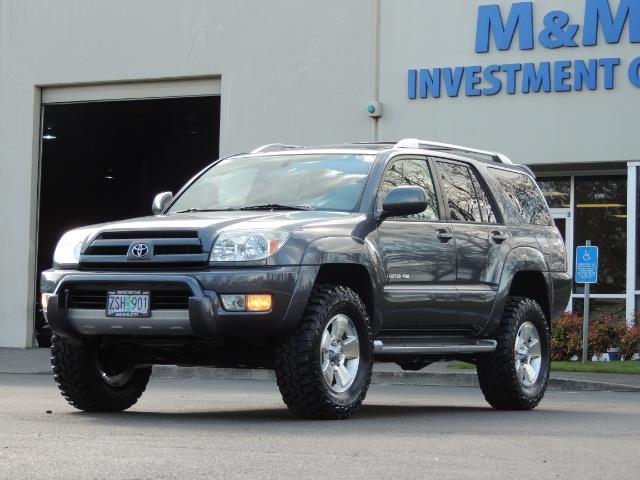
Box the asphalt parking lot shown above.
[1,374,639,480]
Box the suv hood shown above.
[79,210,365,245]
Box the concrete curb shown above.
[4,363,639,393]
[547,378,640,392]
[151,366,640,393]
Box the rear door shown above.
[376,156,458,332]
[433,159,509,332]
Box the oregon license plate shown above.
[106,290,151,318]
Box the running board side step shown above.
[373,339,497,355]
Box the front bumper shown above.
[41,266,319,338]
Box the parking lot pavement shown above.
[1,374,639,480]
[4,347,640,392]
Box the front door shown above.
[377,156,458,332]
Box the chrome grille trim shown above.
[80,230,207,268]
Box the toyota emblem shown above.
[131,243,150,258]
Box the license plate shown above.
[106,290,150,318]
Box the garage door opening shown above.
[36,95,220,345]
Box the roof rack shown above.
[251,143,302,154]
[394,138,513,165]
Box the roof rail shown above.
[251,143,301,154]
[394,138,513,165]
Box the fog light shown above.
[219,294,272,312]
[220,294,246,312]
[246,294,272,312]
[41,293,53,313]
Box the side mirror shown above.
[381,186,427,218]
[152,191,173,215]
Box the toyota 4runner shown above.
[41,138,571,419]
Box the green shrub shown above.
[550,313,583,361]
[588,313,626,357]
[550,312,634,361]
[619,324,640,361]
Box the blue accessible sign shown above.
[575,246,598,284]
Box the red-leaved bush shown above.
[551,312,638,361]
[619,324,640,361]
[588,313,626,357]
[550,313,583,361]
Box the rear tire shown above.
[51,335,151,412]
[476,297,550,410]
[274,284,373,419]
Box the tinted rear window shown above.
[488,168,552,226]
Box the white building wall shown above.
[378,0,640,165]
[0,0,637,346]
[0,0,375,347]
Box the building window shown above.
[637,168,640,290]
[573,299,626,323]
[537,177,571,209]
[574,176,627,295]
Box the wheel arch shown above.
[508,271,551,323]
[481,247,552,336]
[301,237,384,332]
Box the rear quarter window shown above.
[488,168,552,226]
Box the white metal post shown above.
[626,163,637,328]
[582,240,591,364]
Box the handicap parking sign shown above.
[575,246,598,284]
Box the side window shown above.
[378,159,439,221]
[488,168,553,226]
[469,169,498,223]
[437,162,482,222]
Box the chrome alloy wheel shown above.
[514,321,542,388]
[320,314,360,393]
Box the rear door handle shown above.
[491,231,507,243]
[436,229,454,243]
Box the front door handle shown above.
[436,229,454,243]
[491,231,507,243]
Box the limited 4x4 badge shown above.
[388,273,410,280]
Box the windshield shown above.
[167,154,375,213]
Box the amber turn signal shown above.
[245,294,272,312]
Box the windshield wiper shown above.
[238,204,312,211]
[172,208,234,214]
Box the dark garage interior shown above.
[35,96,221,345]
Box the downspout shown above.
[372,0,381,142]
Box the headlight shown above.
[210,230,289,262]
[53,229,89,266]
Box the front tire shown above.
[476,297,550,410]
[51,335,151,412]
[274,284,373,419]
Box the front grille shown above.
[85,245,129,256]
[154,244,203,255]
[66,286,191,310]
[150,289,191,309]
[67,289,107,309]
[80,230,207,269]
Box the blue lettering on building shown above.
[475,2,534,52]
[407,58,623,98]
[630,56,640,86]
[522,62,551,93]
[583,0,640,46]
[409,0,640,100]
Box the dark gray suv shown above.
[41,139,571,419]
